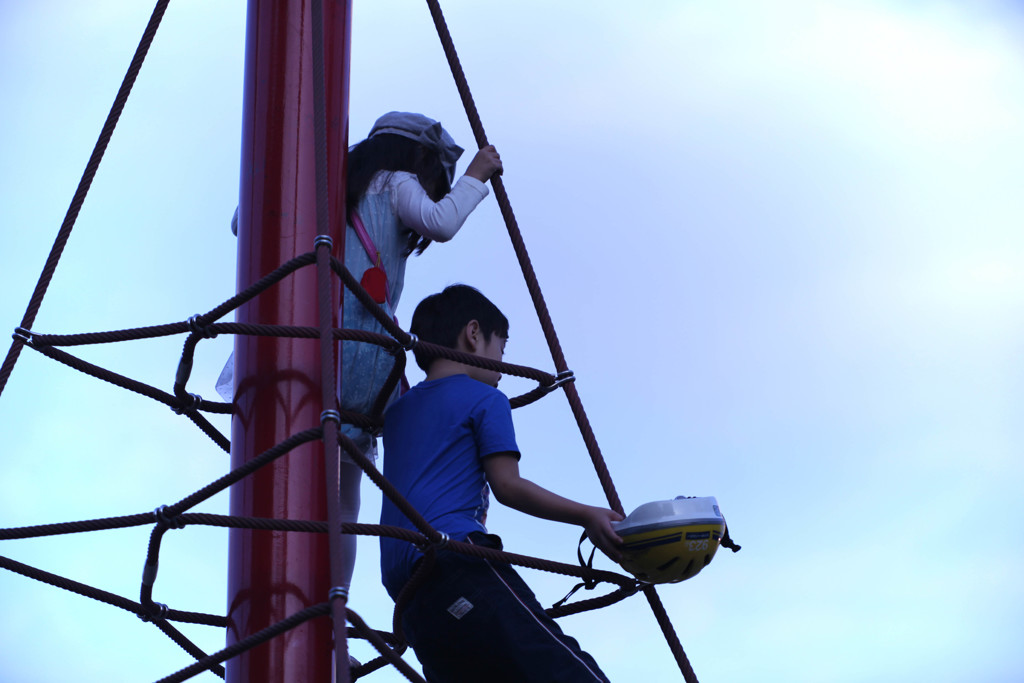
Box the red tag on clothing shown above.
[360,267,388,304]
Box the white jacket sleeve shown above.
[393,172,490,242]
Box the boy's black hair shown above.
[346,133,451,256]
[410,285,510,372]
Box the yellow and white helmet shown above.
[612,496,732,584]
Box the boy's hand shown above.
[582,506,625,563]
[465,145,503,181]
[482,454,624,561]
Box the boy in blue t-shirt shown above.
[380,284,623,682]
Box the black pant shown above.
[401,533,610,682]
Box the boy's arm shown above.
[483,453,624,562]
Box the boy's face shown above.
[477,332,507,387]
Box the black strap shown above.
[721,524,741,552]
[551,531,599,609]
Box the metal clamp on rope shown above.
[542,370,575,395]
[328,586,349,602]
[432,531,450,549]
[12,327,33,345]
[172,393,202,415]
[153,505,185,530]
[403,332,419,351]
[320,409,341,427]
[314,234,333,249]
[187,314,216,339]
[139,601,169,623]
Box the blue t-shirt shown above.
[379,374,519,598]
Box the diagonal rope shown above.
[423,0,622,517]
[0,554,226,678]
[0,0,171,401]
[423,2,698,681]
[154,603,331,683]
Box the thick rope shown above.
[1,390,640,682]
[0,0,171,401]
[170,428,322,514]
[347,608,426,682]
[0,4,711,680]
[26,343,231,451]
[423,0,622,516]
[423,2,701,680]
[3,512,632,600]
[0,432,330,671]
[0,394,638,681]
[0,554,224,627]
[154,603,332,683]
[150,619,227,680]
[311,1,351,678]
[2,293,598,678]
[18,269,560,422]
[644,586,699,681]
[0,512,154,541]
[0,554,226,678]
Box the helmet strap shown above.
[551,531,600,609]
[721,524,742,553]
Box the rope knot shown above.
[542,370,575,395]
[172,393,202,415]
[12,327,34,345]
[139,601,169,623]
[153,505,185,530]
[432,531,450,549]
[187,314,216,339]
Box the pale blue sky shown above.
[2,1,1022,682]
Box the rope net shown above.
[0,1,706,681]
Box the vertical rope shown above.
[0,0,171,400]
[310,1,350,681]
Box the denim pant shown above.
[401,533,610,683]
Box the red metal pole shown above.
[227,2,351,682]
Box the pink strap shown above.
[349,210,392,308]
[349,210,380,265]
[349,210,410,395]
